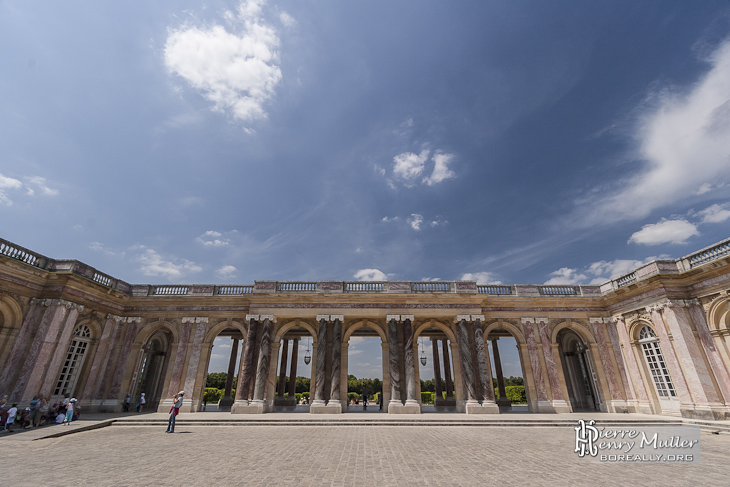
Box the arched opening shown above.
[132,330,171,411]
[486,328,526,413]
[636,325,680,415]
[0,295,22,370]
[273,321,315,411]
[51,324,92,403]
[344,321,385,413]
[202,321,246,412]
[415,323,457,412]
[557,329,600,412]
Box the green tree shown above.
[420,379,435,392]
[295,376,310,394]
[206,372,227,389]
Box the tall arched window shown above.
[638,325,676,399]
[54,324,91,398]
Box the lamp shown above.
[419,338,427,366]
[304,336,311,365]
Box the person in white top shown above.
[63,398,76,425]
[4,404,17,431]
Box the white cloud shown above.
[135,247,202,280]
[279,11,296,27]
[216,265,238,278]
[628,219,699,245]
[421,277,441,281]
[0,173,23,190]
[353,268,387,281]
[381,216,399,222]
[393,150,429,184]
[197,230,230,247]
[407,213,424,230]
[26,177,58,196]
[423,152,455,186]
[544,267,588,285]
[164,0,282,124]
[430,217,448,228]
[585,39,730,223]
[89,242,125,257]
[0,173,58,205]
[698,203,730,224]
[460,272,502,285]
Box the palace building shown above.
[0,236,729,419]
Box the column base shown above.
[218,395,235,410]
[496,397,512,411]
[231,400,266,414]
[274,396,297,406]
[434,397,456,407]
[604,400,629,414]
[100,399,121,413]
[465,402,500,414]
[534,400,571,413]
[310,402,342,414]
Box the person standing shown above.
[166,391,184,433]
[137,393,146,413]
[4,403,17,431]
[63,398,76,425]
[28,395,40,428]
[123,394,131,412]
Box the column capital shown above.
[260,314,276,323]
[520,317,535,324]
[330,315,344,322]
[124,316,143,323]
[534,317,548,324]
[609,315,624,324]
[401,314,414,322]
[588,317,607,324]
[471,315,484,322]
[106,313,124,322]
[386,314,400,322]
[316,314,330,321]
[455,314,471,323]
[245,314,259,322]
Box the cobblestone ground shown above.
[5,426,729,486]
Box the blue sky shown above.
[2,1,730,377]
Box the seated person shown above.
[55,413,65,424]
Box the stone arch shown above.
[706,295,729,332]
[344,320,387,343]
[627,318,655,342]
[484,320,526,345]
[274,319,317,343]
[413,319,457,343]
[135,319,179,345]
[74,316,102,340]
[205,319,247,343]
[550,320,596,346]
[0,294,22,329]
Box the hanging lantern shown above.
[419,338,427,366]
[304,337,312,365]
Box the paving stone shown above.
[4,424,730,486]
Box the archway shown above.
[485,323,528,413]
[556,328,600,412]
[51,324,93,404]
[414,320,457,411]
[132,329,172,411]
[633,323,680,415]
[272,320,316,411]
[202,319,247,411]
[344,320,386,412]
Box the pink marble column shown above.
[612,316,648,403]
[235,317,259,404]
[108,318,140,401]
[34,305,82,400]
[660,303,720,406]
[589,319,623,402]
[536,320,563,402]
[166,319,193,398]
[93,316,125,400]
[0,299,44,396]
[688,302,730,404]
[182,318,208,396]
[522,319,548,403]
[648,306,692,404]
[252,316,273,402]
[81,315,117,401]
[15,300,75,402]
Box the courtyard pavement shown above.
[3,412,729,486]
